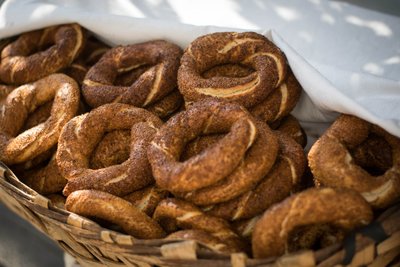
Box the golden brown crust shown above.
[82,40,182,108]
[153,198,246,252]
[123,185,169,216]
[0,73,80,165]
[0,24,85,85]
[205,133,306,220]
[148,99,278,196]
[11,97,88,172]
[65,190,166,239]
[20,154,66,194]
[252,187,373,258]
[178,32,287,108]
[89,130,131,169]
[250,68,302,123]
[272,115,307,148]
[180,134,222,161]
[177,120,279,205]
[202,63,254,78]
[308,114,400,209]
[146,90,184,119]
[58,103,163,196]
[105,61,184,119]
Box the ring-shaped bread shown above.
[65,190,165,239]
[82,40,182,108]
[0,24,84,85]
[308,114,400,209]
[0,74,80,165]
[205,132,306,220]
[176,120,279,205]
[147,99,278,194]
[252,187,373,258]
[89,130,131,169]
[57,103,163,196]
[178,32,287,107]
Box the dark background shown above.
[0,203,64,267]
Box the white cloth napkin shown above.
[1,0,399,137]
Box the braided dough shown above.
[0,24,84,85]
[82,40,182,108]
[148,99,278,196]
[308,114,400,209]
[252,187,373,258]
[178,32,287,108]
[58,103,163,196]
[0,74,80,165]
[65,190,165,239]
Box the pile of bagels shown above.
[0,23,399,259]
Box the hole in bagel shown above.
[20,101,53,132]
[180,134,222,161]
[89,130,131,169]
[351,133,393,176]
[201,63,255,79]
[286,224,345,252]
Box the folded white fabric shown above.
[1,0,399,137]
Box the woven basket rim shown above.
[1,160,399,267]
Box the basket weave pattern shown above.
[1,161,400,267]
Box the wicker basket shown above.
[0,161,399,267]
